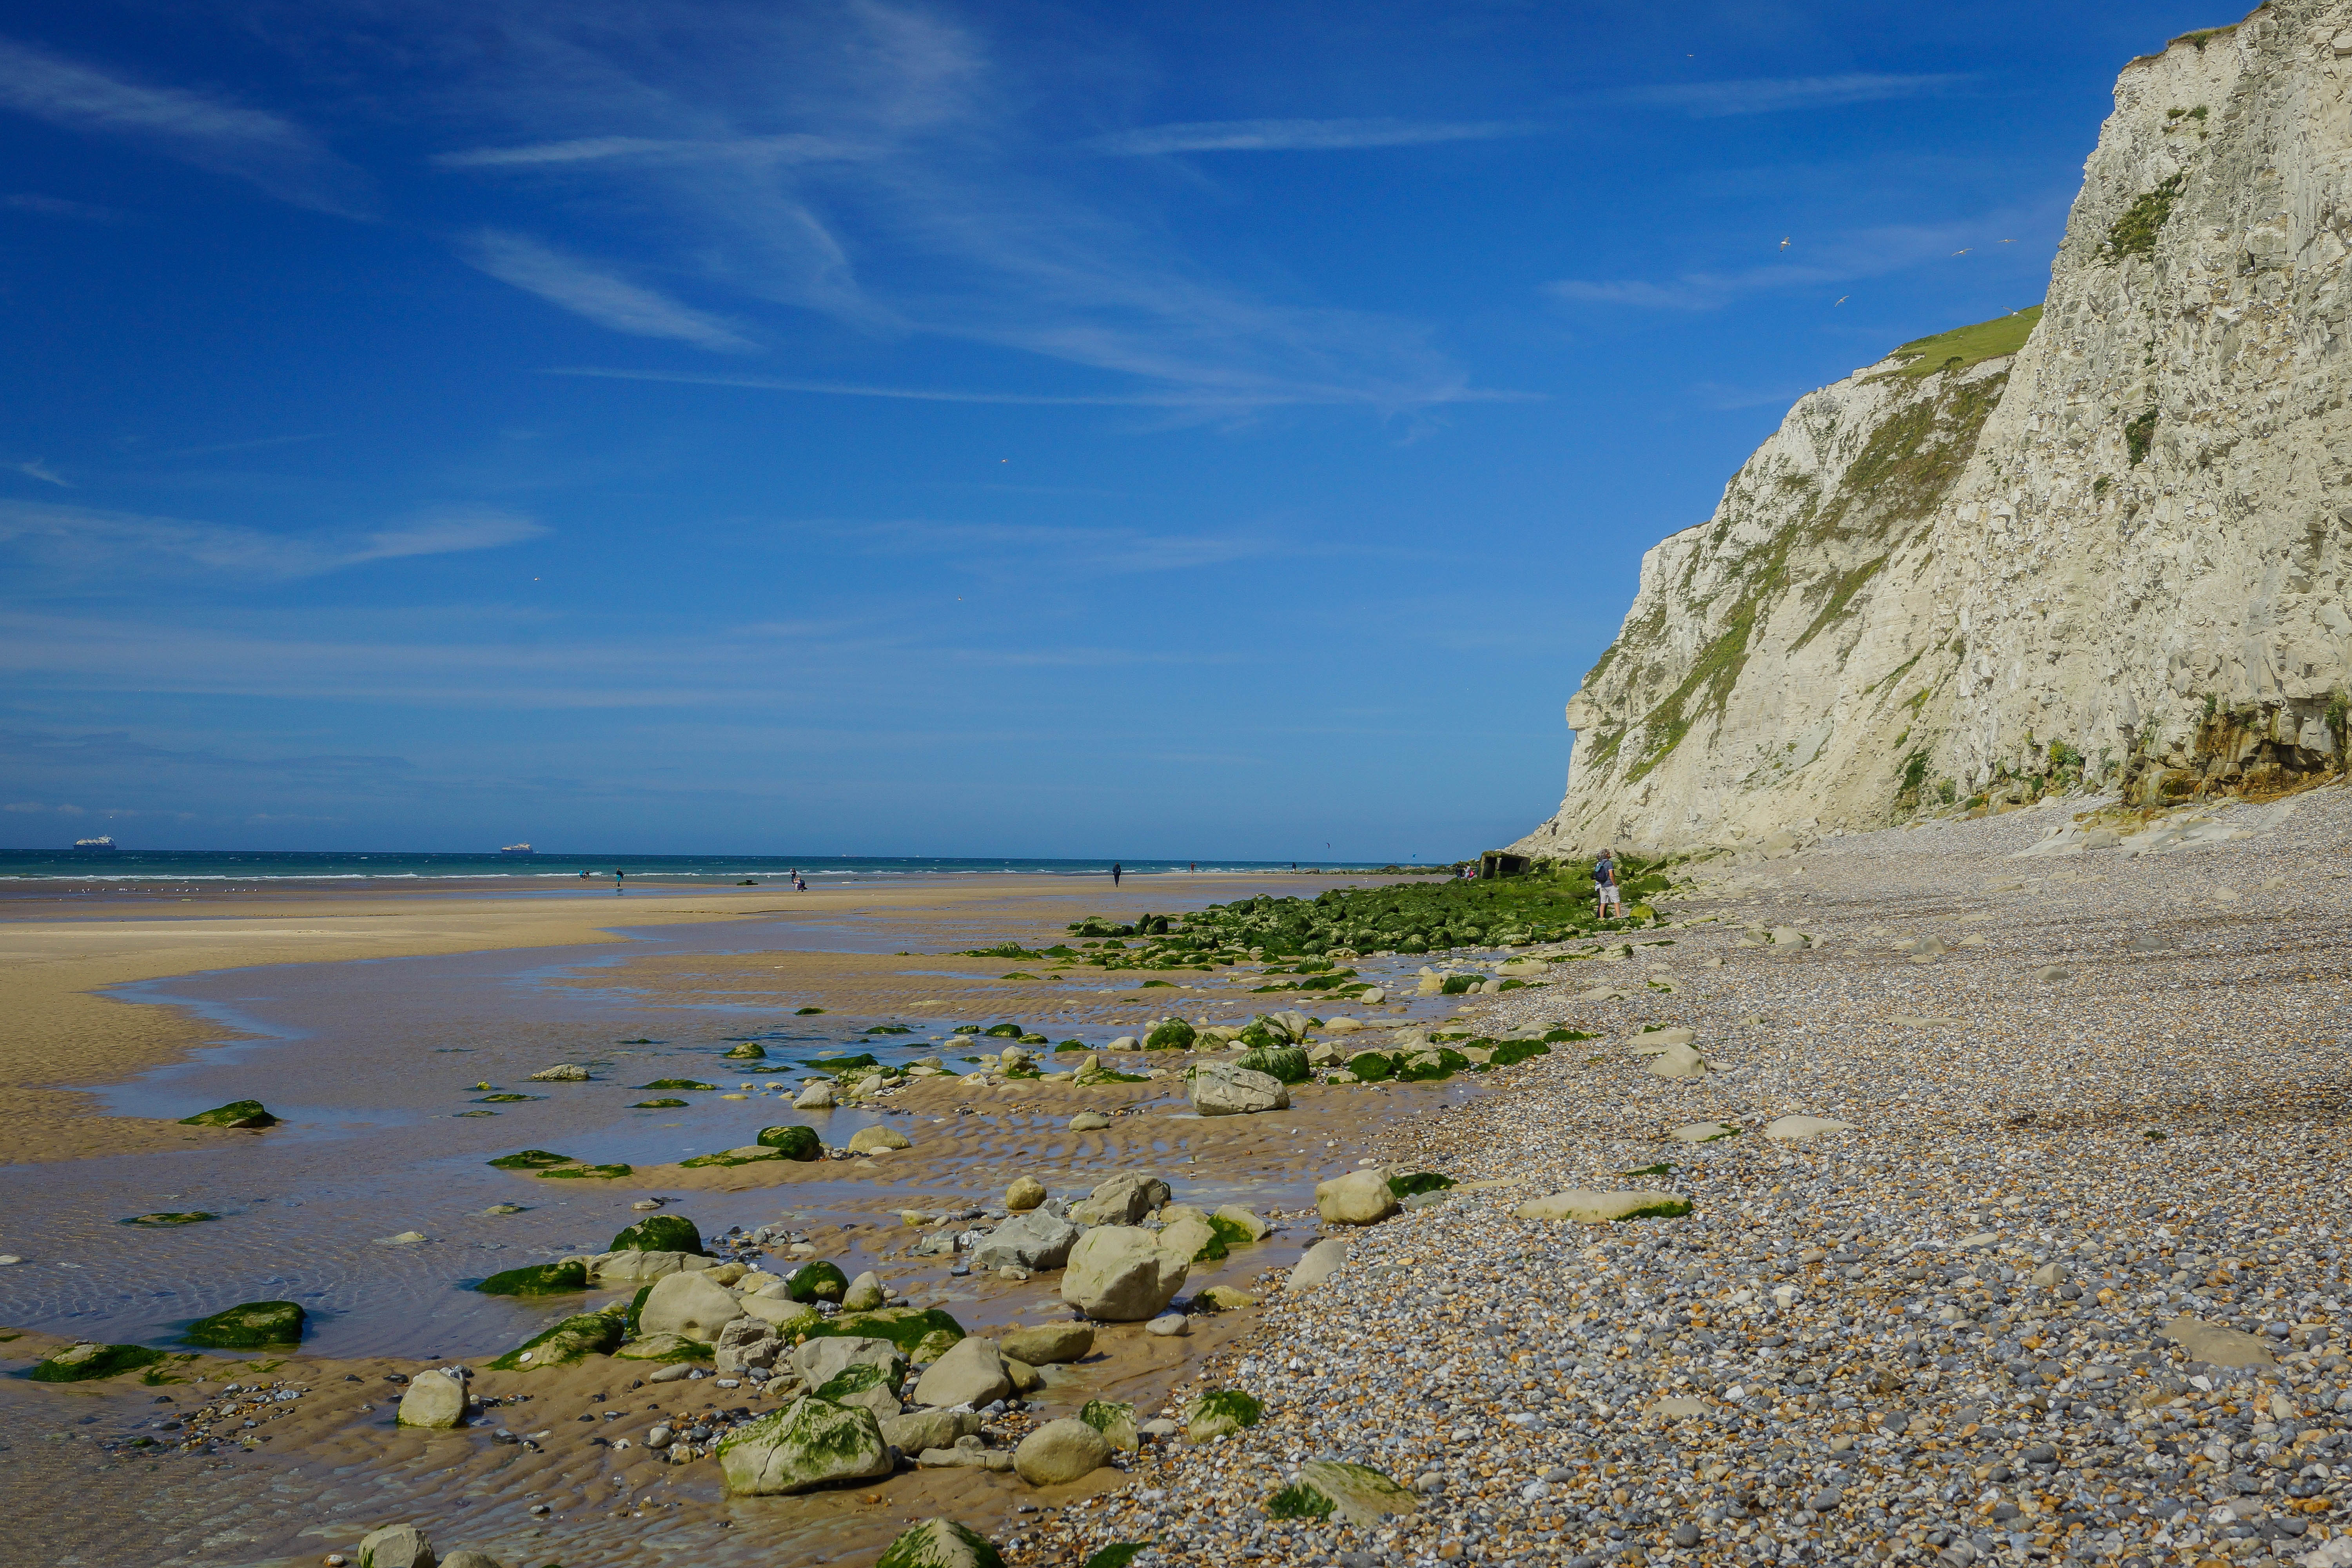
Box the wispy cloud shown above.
[1619,73,1970,118]
[846,518,1282,576]
[1545,210,2041,311]
[435,133,867,169]
[0,36,374,217]
[542,365,1533,411]
[1089,117,1537,156]
[16,459,69,486]
[410,4,1489,414]
[0,500,547,579]
[463,229,761,353]
[2,191,123,221]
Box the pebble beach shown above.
[1025,784,2352,1568]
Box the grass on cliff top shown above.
[1876,307,2042,380]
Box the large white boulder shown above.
[1185,1061,1289,1116]
[394,1369,466,1429]
[716,1396,892,1495]
[637,1270,747,1342]
[1314,1169,1399,1226]
[1059,1226,1188,1321]
[911,1336,1011,1409]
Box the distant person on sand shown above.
[615,868,626,895]
[1594,850,1623,918]
[1112,862,1122,887]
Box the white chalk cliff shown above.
[1518,3,2352,858]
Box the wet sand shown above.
[0,868,1499,1567]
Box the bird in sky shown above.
[1779,238,1790,250]
[2002,238,2017,244]
[1953,248,1972,256]
[1834,296,1848,306]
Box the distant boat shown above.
[499,843,535,856]
[71,836,118,851]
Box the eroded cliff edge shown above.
[1518,3,2352,858]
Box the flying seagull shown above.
[1779,238,1790,250]
[1834,296,1848,305]
[1953,248,1971,256]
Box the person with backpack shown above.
[1593,849,1624,918]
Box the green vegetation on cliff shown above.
[1878,306,2042,379]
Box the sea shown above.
[0,848,1402,883]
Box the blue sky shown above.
[0,0,2232,859]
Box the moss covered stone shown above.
[610,1214,704,1255]
[184,1300,305,1349]
[1079,1398,1139,1451]
[680,1145,786,1168]
[488,1148,577,1170]
[474,1093,541,1103]
[788,1259,849,1303]
[1185,1388,1263,1441]
[722,1042,768,1060]
[30,1342,167,1382]
[488,1308,625,1371]
[177,1100,276,1129]
[633,1078,716,1091]
[1232,1046,1310,1084]
[1082,1547,1149,1568]
[474,1260,589,1297]
[803,1306,965,1357]
[1386,1172,1455,1201]
[755,1124,822,1160]
[631,1098,690,1109]
[1144,1018,1196,1050]
[122,1211,217,1227]
[538,1162,631,1179]
[804,1052,878,1071]
[876,1519,1006,1568]
[1266,1481,1337,1521]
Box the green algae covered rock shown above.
[787,1259,849,1303]
[877,1519,1004,1568]
[184,1300,305,1349]
[1270,1460,1420,1526]
[122,1211,217,1227]
[680,1145,786,1168]
[722,1041,768,1060]
[474,1259,589,1297]
[487,1308,625,1371]
[487,1148,577,1170]
[1232,1046,1310,1084]
[631,1098,690,1109]
[178,1100,276,1129]
[755,1124,822,1160]
[1185,1388,1263,1442]
[1386,1171,1455,1201]
[802,1305,965,1359]
[1143,1018,1196,1050]
[1078,1397,1138,1452]
[634,1078,716,1091]
[717,1395,892,1495]
[30,1342,167,1382]
[537,1162,632,1179]
[610,1214,705,1255]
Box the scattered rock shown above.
[873,1518,1005,1568]
[610,1214,704,1254]
[639,1271,748,1342]
[185,1299,305,1348]
[2160,1314,2275,1368]
[794,1082,838,1110]
[1184,1388,1263,1442]
[1198,1285,1259,1311]
[972,1210,1079,1272]
[1185,1061,1289,1116]
[1013,1417,1111,1486]
[177,1099,278,1129]
[717,1396,893,1495]
[1666,1120,1742,1143]
[913,1336,1013,1409]
[527,1064,592,1082]
[1004,1176,1047,1211]
[1000,1321,1094,1366]
[788,1260,851,1303]
[1762,1115,1856,1142]
[755,1125,822,1160]
[1644,1042,1708,1079]
[1068,1171,1171,1226]
[1060,1225,1189,1320]
[848,1125,913,1154]
[1514,1189,1691,1223]
[1283,1459,1418,1526]
[356,1522,436,1568]
[396,1369,467,1429]
[1287,1238,1348,1292]
[1067,1111,1111,1132]
[1314,1169,1400,1226]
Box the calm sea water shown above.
[0,848,1401,883]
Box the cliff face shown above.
[1520,3,2352,858]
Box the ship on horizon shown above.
[71,836,118,852]
[499,843,534,856]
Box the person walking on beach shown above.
[1593,849,1624,919]
[1111,862,1123,887]
[614,867,626,895]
